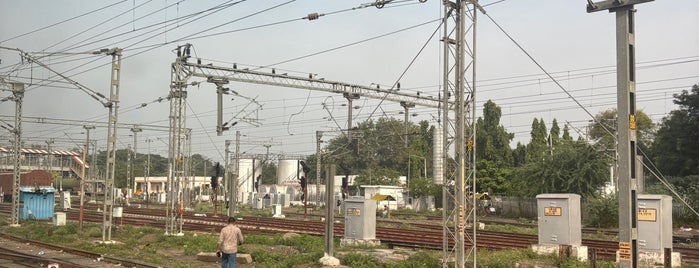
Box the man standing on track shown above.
[216,217,244,268]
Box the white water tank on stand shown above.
[277,159,300,185]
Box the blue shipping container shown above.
[19,186,56,220]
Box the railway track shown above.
[1,203,697,265]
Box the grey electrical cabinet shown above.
[344,197,376,240]
[536,193,581,245]
[637,194,673,252]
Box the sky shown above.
[1,0,698,164]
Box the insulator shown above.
[307,13,319,20]
[272,68,276,74]
[197,58,201,64]
[185,46,191,56]
[233,63,237,69]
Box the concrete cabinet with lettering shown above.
[637,194,672,252]
[536,193,581,245]
[344,197,376,240]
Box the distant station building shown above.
[0,170,53,202]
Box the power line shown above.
[0,1,128,43]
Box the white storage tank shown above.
[277,159,300,185]
[237,158,261,193]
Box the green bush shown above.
[342,252,381,268]
[386,251,440,268]
[586,194,618,228]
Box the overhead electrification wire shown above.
[366,16,444,119]
[481,6,698,215]
[44,1,155,52]
[0,0,128,44]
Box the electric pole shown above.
[587,1,653,266]
[79,125,95,231]
[131,127,142,192]
[441,0,480,267]
[5,81,24,227]
[102,48,123,243]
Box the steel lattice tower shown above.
[441,1,478,267]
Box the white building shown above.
[134,176,217,194]
[361,185,404,210]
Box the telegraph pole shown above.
[315,131,322,206]
[131,127,142,191]
[587,1,653,267]
[8,82,24,227]
[79,125,95,231]
[232,131,240,215]
[401,101,415,148]
[45,139,54,173]
[225,139,231,216]
[145,138,152,208]
[102,48,123,243]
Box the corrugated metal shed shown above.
[19,186,56,220]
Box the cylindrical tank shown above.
[238,158,261,193]
[433,127,444,185]
[276,159,300,185]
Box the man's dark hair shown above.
[228,217,236,223]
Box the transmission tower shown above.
[441,1,481,267]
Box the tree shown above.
[550,119,561,147]
[509,141,609,198]
[476,100,514,167]
[408,176,439,198]
[353,167,401,186]
[526,118,548,163]
[512,142,526,167]
[588,108,655,152]
[651,84,699,176]
[476,159,511,194]
[562,124,573,142]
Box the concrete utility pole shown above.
[231,131,240,215]
[45,139,54,173]
[225,139,231,216]
[324,164,336,257]
[6,82,24,227]
[102,48,123,243]
[79,125,95,231]
[343,93,360,138]
[316,131,323,206]
[145,138,152,208]
[401,101,415,148]
[131,127,142,191]
[587,1,653,267]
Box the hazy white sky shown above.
[1,0,697,163]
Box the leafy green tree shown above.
[408,176,439,198]
[476,100,514,167]
[526,118,548,163]
[353,167,401,186]
[259,161,277,185]
[651,84,699,176]
[550,119,561,147]
[509,141,609,198]
[476,159,512,194]
[588,108,655,151]
[562,124,573,142]
[512,142,526,167]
